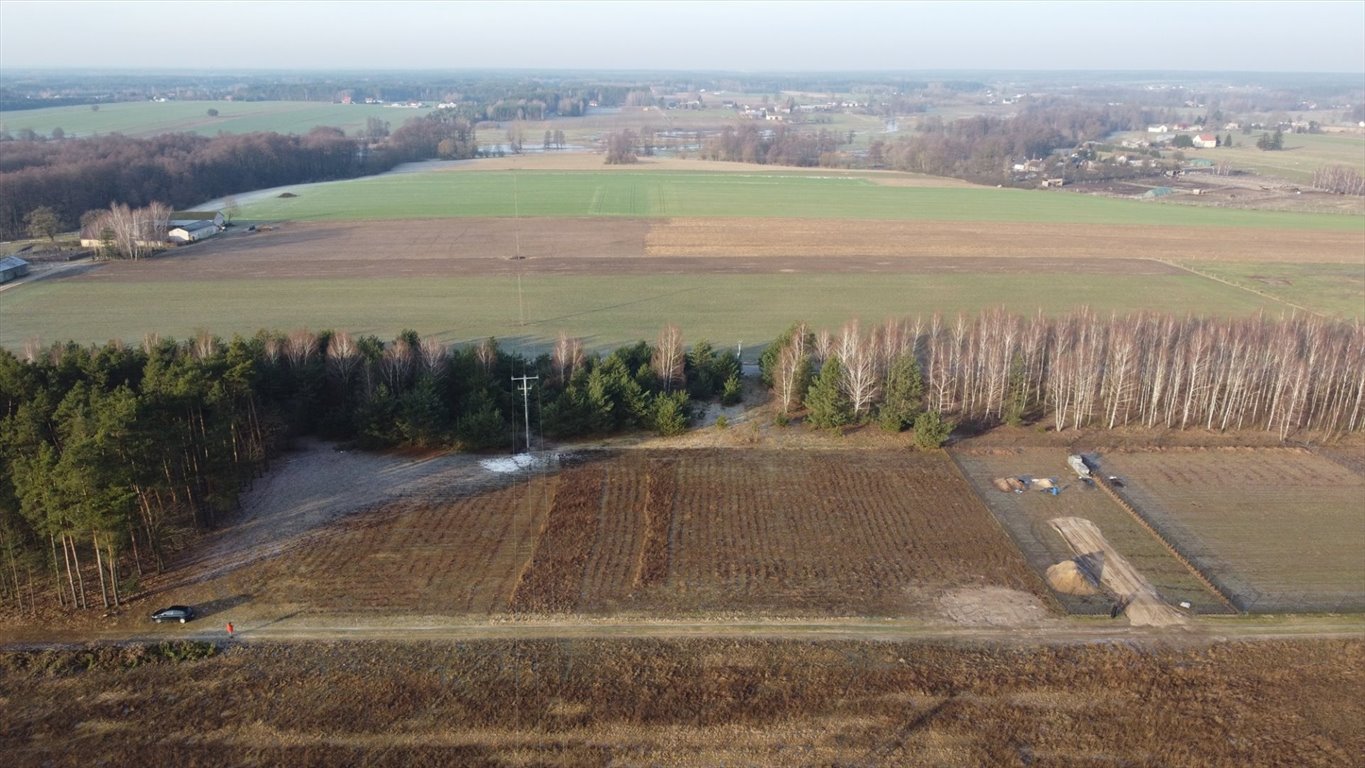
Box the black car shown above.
[151,605,195,624]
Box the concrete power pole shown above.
[511,373,539,453]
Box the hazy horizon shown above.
[2,0,1363,74]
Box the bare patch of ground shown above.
[134,440,524,610]
[935,586,1052,627]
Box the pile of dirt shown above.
[1046,559,1100,596]
[993,476,1027,492]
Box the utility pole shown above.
[511,373,538,453]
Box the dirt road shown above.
[3,612,1361,651]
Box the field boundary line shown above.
[1154,258,1324,318]
[1092,474,1240,614]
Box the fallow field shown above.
[1099,448,1365,613]
[4,638,1362,767]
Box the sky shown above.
[1,0,1363,73]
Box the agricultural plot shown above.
[231,169,1361,231]
[152,448,1049,619]
[1216,132,1365,184]
[1183,261,1365,319]
[4,212,1315,353]
[1099,448,1365,613]
[516,449,1049,615]
[1,267,1276,354]
[952,449,1230,614]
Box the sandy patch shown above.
[936,586,1052,627]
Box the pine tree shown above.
[805,358,852,429]
[878,353,924,432]
[913,410,954,449]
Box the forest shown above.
[0,113,479,239]
[0,326,738,615]
[763,309,1365,439]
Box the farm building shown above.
[0,255,31,283]
[1193,134,1218,148]
[168,220,219,243]
[170,210,227,228]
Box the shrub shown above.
[913,410,954,449]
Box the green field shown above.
[1217,132,1365,184]
[235,170,1360,230]
[0,100,411,138]
[0,272,1285,354]
[1185,261,1365,319]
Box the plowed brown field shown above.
[66,215,1365,284]
[142,449,1048,620]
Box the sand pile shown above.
[993,476,1027,492]
[1046,559,1100,595]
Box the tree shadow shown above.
[187,593,253,621]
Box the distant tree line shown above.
[1312,165,1365,196]
[0,326,738,615]
[764,309,1365,441]
[0,115,479,239]
[700,125,846,167]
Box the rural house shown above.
[1193,134,1218,148]
[0,255,30,284]
[168,220,220,243]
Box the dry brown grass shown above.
[4,637,1361,767]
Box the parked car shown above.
[151,605,195,624]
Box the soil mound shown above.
[993,476,1027,492]
[1046,559,1100,595]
